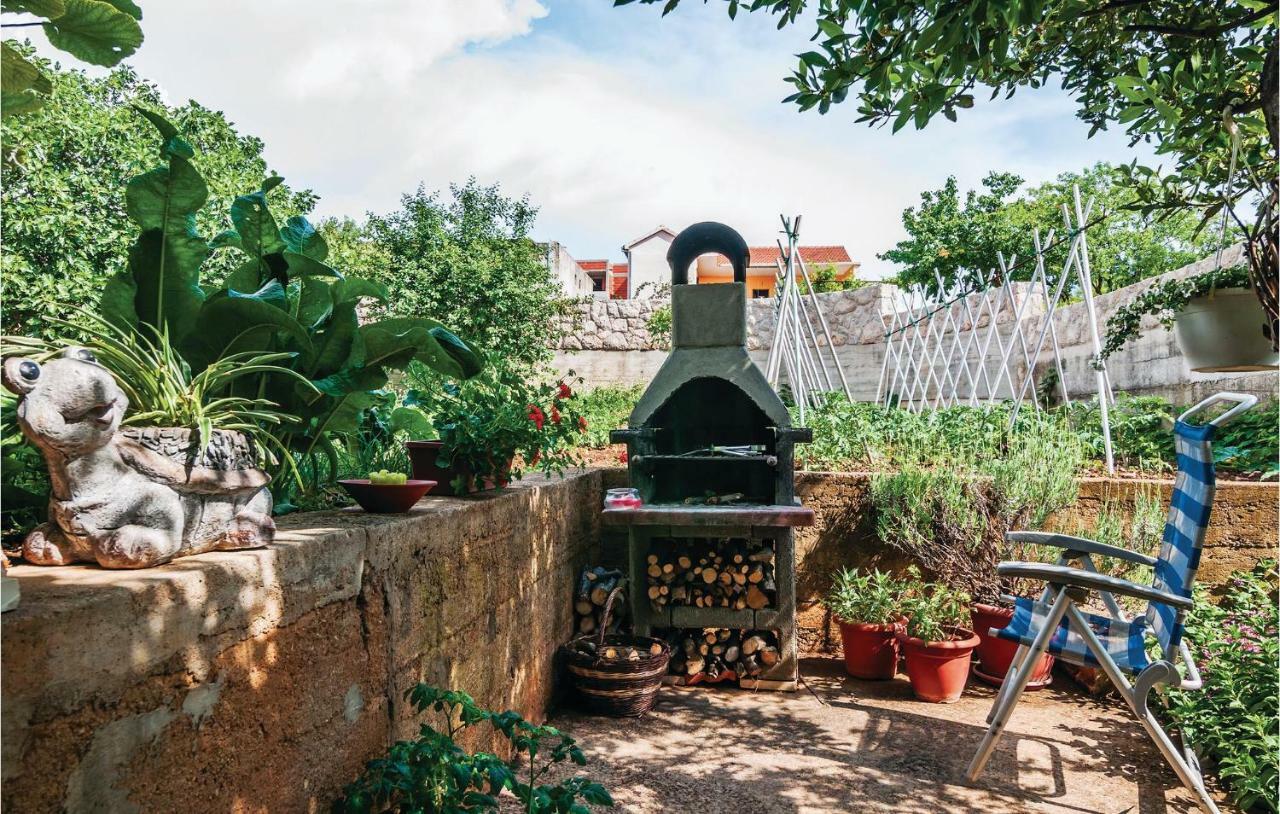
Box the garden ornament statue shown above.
[2,347,275,569]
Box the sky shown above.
[29,0,1157,278]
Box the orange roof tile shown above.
[746,246,852,266]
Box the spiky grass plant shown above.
[3,312,315,485]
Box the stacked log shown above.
[574,566,626,636]
[645,539,775,612]
[662,628,781,683]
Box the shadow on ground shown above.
[544,658,1219,814]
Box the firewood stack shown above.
[644,539,775,613]
[574,566,627,636]
[662,628,781,684]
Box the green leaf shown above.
[230,190,286,262]
[184,286,312,371]
[1,0,65,16]
[306,301,361,376]
[125,157,208,231]
[99,0,140,20]
[281,215,328,261]
[282,250,339,279]
[107,228,209,344]
[333,277,387,306]
[42,0,143,67]
[295,277,334,328]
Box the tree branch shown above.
[1080,0,1155,19]
[1124,4,1277,38]
[1,22,45,28]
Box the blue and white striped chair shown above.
[966,392,1258,814]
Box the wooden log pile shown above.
[573,566,627,636]
[662,628,781,683]
[645,538,775,612]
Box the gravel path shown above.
[545,658,1225,814]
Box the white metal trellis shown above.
[875,186,1116,473]
[765,215,851,424]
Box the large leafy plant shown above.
[95,109,481,492]
[333,685,613,814]
[899,577,972,643]
[1102,264,1252,359]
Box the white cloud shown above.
[26,0,1152,278]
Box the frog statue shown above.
[2,347,275,569]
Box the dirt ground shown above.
[545,658,1226,814]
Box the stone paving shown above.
[546,658,1225,814]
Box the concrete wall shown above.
[1,473,602,813]
[545,241,598,298]
[555,248,1275,404]
[625,233,674,299]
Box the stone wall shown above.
[554,248,1274,404]
[1,472,602,813]
[597,468,1278,657]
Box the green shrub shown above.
[899,577,971,642]
[1164,561,1279,813]
[575,385,643,449]
[826,568,911,625]
[334,685,613,814]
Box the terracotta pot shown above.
[897,626,980,703]
[971,604,1054,689]
[405,441,513,495]
[1173,287,1278,373]
[338,479,436,513]
[837,618,904,680]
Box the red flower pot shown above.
[971,603,1054,689]
[338,479,436,513]
[406,441,513,495]
[837,618,904,680]
[897,627,980,703]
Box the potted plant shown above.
[406,359,587,495]
[825,568,908,680]
[970,601,1054,689]
[1103,265,1278,372]
[897,581,979,703]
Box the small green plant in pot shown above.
[406,358,587,495]
[897,580,978,703]
[826,568,909,680]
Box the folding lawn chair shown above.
[966,392,1259,814]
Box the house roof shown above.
[622,226,676,250]
[746,246,853,267]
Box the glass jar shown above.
[604,487,642,510]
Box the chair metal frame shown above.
[966,392,1259,814]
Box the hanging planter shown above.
[1103,266,1279,373]
[1174,287,1278,372]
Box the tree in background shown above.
[800,262,866,294]
[324,180,571,369]
[623,0,1278,345]
[1,56,314,338]
[882,164,1224,296]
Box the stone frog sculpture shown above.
[3,347,275,569]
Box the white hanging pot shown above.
[1173,287,1279,372]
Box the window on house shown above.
[751,288,770,299]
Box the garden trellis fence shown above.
[874,186,1117,473]
[764,214,851,424]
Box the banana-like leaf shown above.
[389,406,433,439]
[281,216,328,261]
[295,277,334,329]
[42,0,142,67]
[230,188,285,287]
[305,300,362,377]
[102,228,209,344]
[183,286,312,371]
[283,250,340,279]
[333,277,388,306]
[1,44,52,119]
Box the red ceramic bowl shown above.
[338,479,437,513]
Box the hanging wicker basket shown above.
[563,585,670,717]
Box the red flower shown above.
[578,416,588,432]
[557,382,573,400]
[527,405,545,430]
[550,405,561,424]
[617,449,629,464]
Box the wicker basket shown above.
[563,586,670,717]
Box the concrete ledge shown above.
[2,471,603,813]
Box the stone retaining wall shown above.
[555,247,1274,404]
[1,473,602,813]
[598,468,1278,656]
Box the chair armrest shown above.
[996,562,1193,610]
[1005,531,1158,567]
